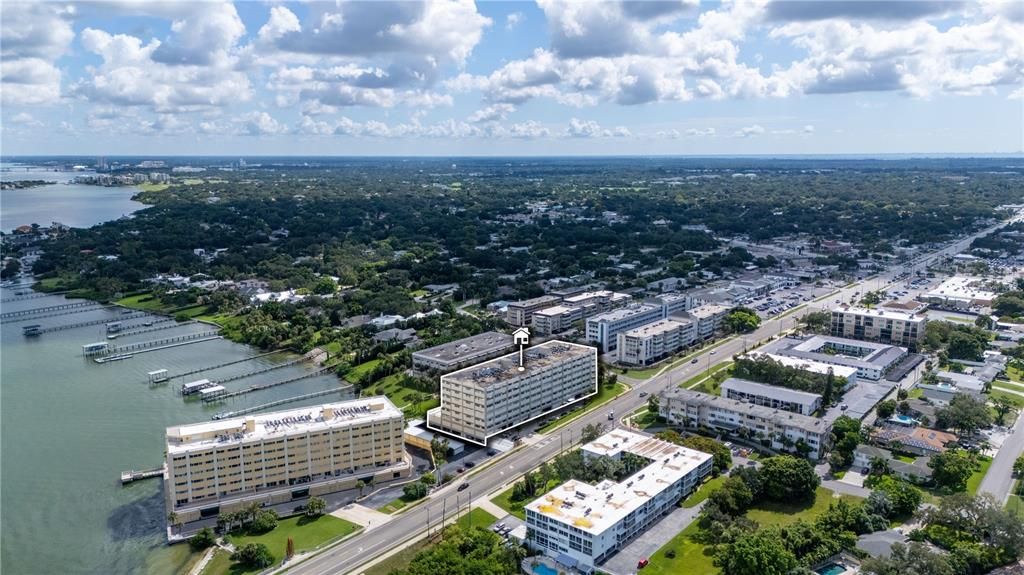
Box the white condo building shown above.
[525,430,713,574]
[721,377,823,416]
[617,318,696,367]
[426,341,597,445]
[586,304,664,353]
[533,305,584,335]
[831,305,927,348]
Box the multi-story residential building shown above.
[562,290,632,311]
[532,305,584,335]
[585,304,664,353]
[617,318,696,367]
[506,295,562,326]
[659,388,832,460]
[647,292,693,316]
[411,331,515,373]
[525,430,713,573]
[165,397,408,523]
[745,351,859,388]
[830,305,927,348]
[426,341,597,445]
[721,377,822,416]
[760,335,907,381]
[685,303,730,340]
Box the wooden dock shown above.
[203,367,335,402]
[1,300,102,320]
[120,465,164,484]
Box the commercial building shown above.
[165,397,409,523]
[506,295,562,326]
[760,335,907,381]
[923,276,997,309]
[721,377,822,416]
[426,341,597,445]
[525,430,713,573]
[532,305,584,335]
[411,332,515,373]
[685,303,730,340]
[830,305,927,348]
[586,304,664,353]
[616,318,696,367]
[659,388,832,460]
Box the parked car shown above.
[486,449,496,456]
[465,461,476,468]
[457,467,466,473]
[638,559,649,569]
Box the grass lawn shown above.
[378,496,409,514]
[200,550,234,575]
[682,475,727,508]
[174,304,210,319]
[619,338,734,380]
[993,379,1024,391]
[537,382,628,434]
[35,274,78,291]
[215,515,360,574]
[137,182,170,192]
[362,538,432,575]
[894,454,916,463]
[746,487,863,528]
[491,484,527,520]
[1009,366,1024,382]
[967,456,993,496]
[643,521,717,575]
[359,372,438,419]
[907,387,925,399]
[117,293,171,311]
[989,388,1024,407]
[455,508,498,531]
[344,359,382,383]
[683,362,734,392]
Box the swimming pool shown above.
[815,563,846,575]
[890,414,917,425]
[532,563,559,575]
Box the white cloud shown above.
[0,3,75,105]
[72,28,251,113]
[237,111,287,136]
[506,12,524,30]
[685,127,716,136]
[803,124,815,134]
[565,117,629,138]
[468,103,516,123]
[735,125,765,137]
[10,112,43,127]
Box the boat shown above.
[106,334,119,340]
[94,353,133,363]
[143,321,154,327]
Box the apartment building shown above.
[647,292,692,316]
[426,341,597,445]
[617,318,696,367]
[532,305,584,335]
[411,331,515,373]
[685,303,730,340]
[165,397,408,523]
[831,305,927,348]
[721,377,822,416]
[585,304,664,353]
[760,335,907,381]
[506,295,562,326]
[525,430,713,574]
[659,388,832,460]
[562,290,632,311]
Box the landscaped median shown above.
[536,382,628,434]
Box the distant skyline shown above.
[2,1,1022,156]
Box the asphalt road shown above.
[286,215,1018,575]
[979,409,1024,504]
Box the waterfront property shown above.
[659,387,832,460]
[164,396,409,525]
[831,305,927,348]
[761,335,907,381]
[410,331,514,374]
[525,429,713,574]
[426,340,597,445]
[721,377,823,416]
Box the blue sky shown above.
[1,1,1022,155]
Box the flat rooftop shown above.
[763,335,907,371]
[534,304,580,317]
[746,351,858,379]
[508,295,561,308]
[589,304,661,324]
[166,396,402,454]
[689,304,730,319]
[832,305,925,322]
[443,340,595,388]
[412,331,513,365]
[927,276,997,302]
[623,318,693,338]
[663,387,831,435]
[721,377,822,404]
[525,430,711,535]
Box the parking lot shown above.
[746,282,840,320]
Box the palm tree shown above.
[356,479,367,497]
[244,502,261,526]
[167,512,181,534]
[868,456,891,476]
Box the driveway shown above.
[600,502,705,575]
[838,469,867,488]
